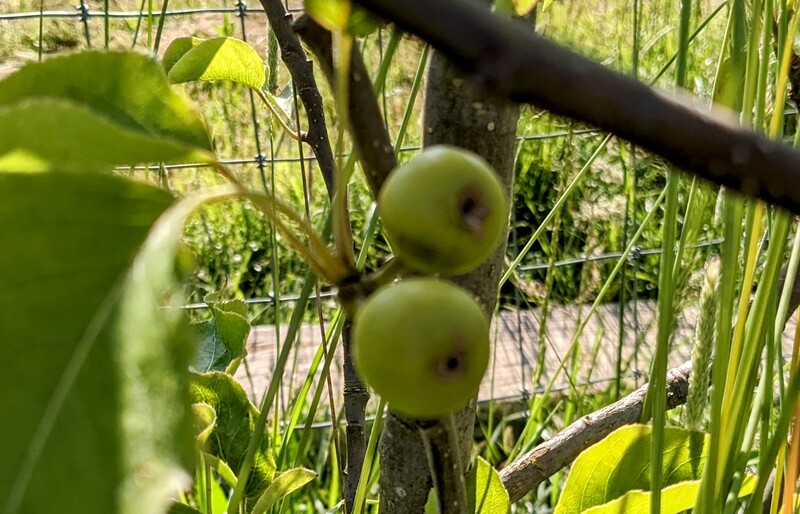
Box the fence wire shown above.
[0,2,713,411]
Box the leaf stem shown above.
[211,162,350,284]
[254,87,304,142]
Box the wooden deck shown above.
[233,301,799,412]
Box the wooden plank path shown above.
[234,301,799,412]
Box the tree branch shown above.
[499,361,693,503]
[259,0,337,198]
[293,15,397,198]
[339,319,370,514]
[352,0,800,216]
[291,16,400,513]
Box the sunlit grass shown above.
[7,0,799,511]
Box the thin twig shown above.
[499,361,693,502]
[353,0,800,215]
[293,17,401,513]
[259,0,337,198]
[341,319,370,514]
[293,15,397,197]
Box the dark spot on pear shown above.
[435,350,467,381]
[458,186,490,240]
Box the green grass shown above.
[6,0,792,511]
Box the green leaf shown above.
[466,457,510,514]
[192,294,250,373]
[554,425,708,514]
[0,170,199,514]
[193,403,217,447]
[190,372,276,500]
[250,468,318,514]
[0,99,213,171]
[424,489,438,514]
[304,0,351,31]
[163,36,203,73]
[167,37,266,90]
[0,50,212,153]
[193,457,230,514]
[203,453,239,489]
[581,475,757,514]
[493,0,515,15]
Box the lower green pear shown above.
[353,278,490,419]
[378,145,508,276]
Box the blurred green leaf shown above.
[0,99,213,171]
[348,7,385,37]
[0,169,197,514]
[515,0,538,15]
[167,37,266,90]
[0,50,212,153]
[495,0,537,16]
[304,0,351,31]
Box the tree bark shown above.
[259,0,337,198]
[293,15,397,199]
[378,3,523,511]
[499,360,693,502]
[340,319,370,514]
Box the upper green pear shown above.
[353,278,490,419]
[378,145,508,276]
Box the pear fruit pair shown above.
[352,146,507,419]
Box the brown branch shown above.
[339,319,370,514]
[352,0,800,216]
[499,361,693,503]
[293,15,397,198]
[291,15,400,513]
[259,0,336,198]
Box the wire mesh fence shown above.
[0,1,718,420]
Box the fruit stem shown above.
[419,415,468,514]
[211,161,350,284]
[362,256,407,290]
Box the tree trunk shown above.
[378,4,523,511]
